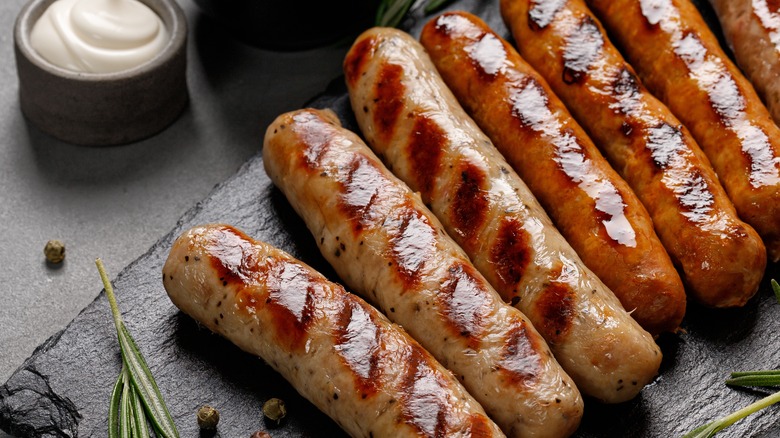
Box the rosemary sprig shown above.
[97,259,179,438]
[727,370,780,387]
[375,0,457,27]
[772,279,780,304]
[681,390,780,438]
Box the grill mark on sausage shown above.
[438,262,491,349]
[290,111,336,171]
[499,319,542,385]
[672,31,780,188]
[373,63,405,143]
[450,160,489,250]
[385,204,437,288]
[335,298,381,397]
[609,67,644,118]
[645,123,714,222]
[490,217,531,294]
[337,154,399,234]
[400,346,454,437]
[528,0,567,31]
[562,15,604,84]
[407,115,445,199]
[344,36,378,87]
[264,258,320,350]
[207,225,256,286]
[508,77,637,247]
[533,266,576,343]
[466,413,495,437]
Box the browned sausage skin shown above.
[345,27,661,404]
[709,0,780,127]
[162,224,505,438]
[498,2,766,307]
[416,13,685,327]
[583,0,780,262]
[263,108,582,437]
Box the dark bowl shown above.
[191,0,379,50]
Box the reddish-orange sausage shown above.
[417,14,686,328]
[163,224,505,438]
[499,2,766,307]
[584,0,780,263]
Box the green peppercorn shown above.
[44,240,65,264]
[197,405,220,430]
[262,398,286,425]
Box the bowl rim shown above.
[14,0,188,81]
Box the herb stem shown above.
[96,258,123,332]
[716,390,780,430]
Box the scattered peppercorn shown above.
[44,240,65,264]
[262,398,286,425]
[250,432,271,438]
[197,405,220,430]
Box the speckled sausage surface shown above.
[708,0,780,128]
[498,2,766,307]
[263,108,582,437]
[584,0,780,262]
[345,27,661,403]
[162,224,505,438]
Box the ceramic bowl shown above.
[14,0,188,146]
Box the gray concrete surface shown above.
[0,1,348,435]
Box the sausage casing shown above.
[346,27,661,403]
[499,1,766,307]
[585,0,780,262]
[162,224,505,438]
[263,109,582,437]
[709,0,780,126]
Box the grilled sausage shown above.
[583,0,780,262]
[263,109,582,437]
[162,224,505,438]
[420,10,686,327]
[345,27,661,403]
[498,3,766,307]
[709,0,780,126]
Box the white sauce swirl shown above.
[30,0,168,74]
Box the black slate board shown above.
[3,1,780,437]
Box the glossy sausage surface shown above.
[263,108,582,437]
[418,14,684,333]
[499,1,766,307]
[345,27,661,403]
[709,0,780,126]
[585,0,780,262]
[162,224,505,438]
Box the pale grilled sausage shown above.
[498,2,766,307]
[263,108,582,437]
[709,0,780,126]
[584,0,780,262]
[162,224,505,438]
[345,27,661,402]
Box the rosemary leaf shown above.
[424,0,456,14]
[772,279,780,304]
[96,259,179,438]
[130,385,150,438]
[118,323,178,438]
[119,371,132,438]
[108,368,124,438]
[376,0,415,27]
[727,370,780,387]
